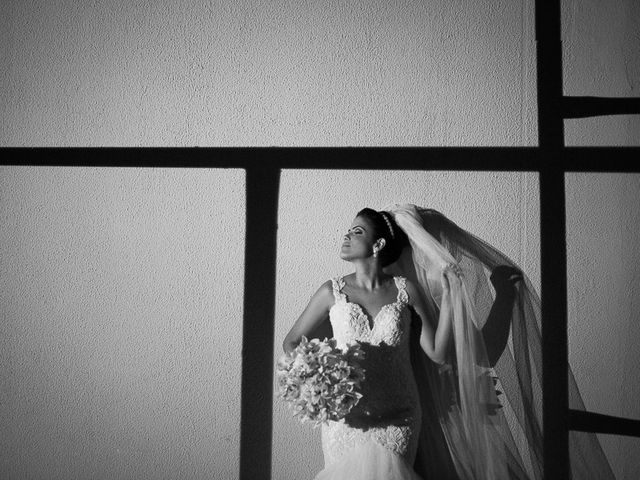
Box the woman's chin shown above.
[339,251,353,262]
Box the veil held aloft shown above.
[383,204,614,480]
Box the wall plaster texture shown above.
[0,0,639,479]
[0,168,246,480]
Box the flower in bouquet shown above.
[276,336,365,427]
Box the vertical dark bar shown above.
[539,168,569,480]
[536,0,569,478]
[536,0,565,148]
[240,166,280,480]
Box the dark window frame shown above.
[6,148,640,480]
[4,3,640,479]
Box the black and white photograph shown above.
[1,1,639,479]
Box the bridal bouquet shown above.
[276,336,365,427]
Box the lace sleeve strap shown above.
[394,276,409,304]
[330,276,347,304]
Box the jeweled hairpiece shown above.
[379,211,395,239]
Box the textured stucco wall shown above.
[566,173,640,480]
[272,171,541,479]
[1,0,539,146]
[562,0,640,145]
[1,0,639,479]
[273,173,640,480]
[0,167,246,480]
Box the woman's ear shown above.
[376,238,386,251]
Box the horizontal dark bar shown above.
[1,147,639,172]
[563,96,640,119]
[569,409,640,437]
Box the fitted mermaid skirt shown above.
[314,276,424,480]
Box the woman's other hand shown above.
[489,265,523,297]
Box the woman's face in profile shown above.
[339,215,376,262]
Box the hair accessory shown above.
[379,211,395,239]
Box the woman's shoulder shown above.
[313,277,341,301]
[300,280,336,314]
[316,279,334,296]
[316,274,352,299]
[398,277,419,303]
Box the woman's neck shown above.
[351,261,390,291]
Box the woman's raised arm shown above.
[282,280,334,354]
[405,266,459,364]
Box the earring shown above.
[373,247,379,258]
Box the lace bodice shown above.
[329,275,411,348]
[321,275,421,468]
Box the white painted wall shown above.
[0,0,638,479]
[562,0,640,145]
[271,172,640,480]
[0,0,539,146]
[566,173,640,480]
[273,171,541,479]
[0,167,246,480]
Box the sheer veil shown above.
[385,204,615,480]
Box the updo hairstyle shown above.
[356,208,408,267]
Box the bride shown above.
[282,204,615,480]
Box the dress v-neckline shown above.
[346,301,396,331]
[339,276,400,331]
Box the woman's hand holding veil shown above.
[440,263,463,295]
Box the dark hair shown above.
[356,208,408,266]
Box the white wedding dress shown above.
[314,275,424,480]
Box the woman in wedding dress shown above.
[283,207,461,479]
[282,204,615,480]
